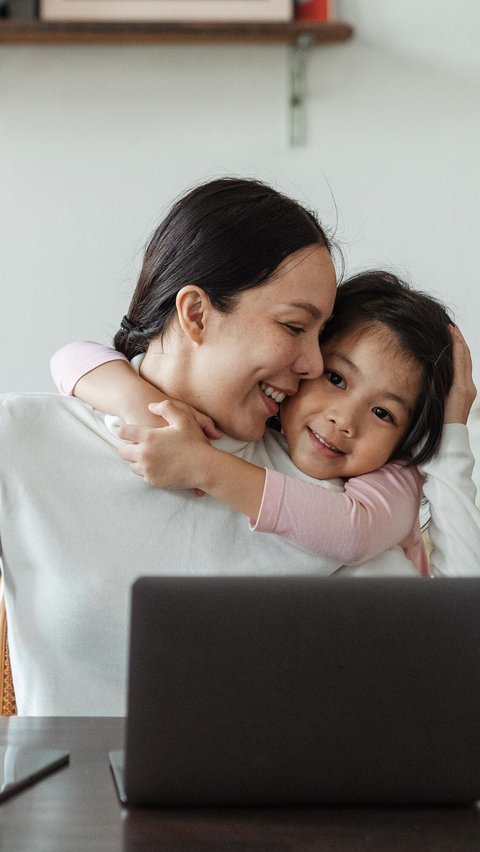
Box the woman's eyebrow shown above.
[287,301,323,320]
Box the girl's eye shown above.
[325,370,345,389]
[283,324,304,335]
[372,407,393,423]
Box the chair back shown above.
[0,576,17,716]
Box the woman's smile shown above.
[260,382,291,416]
[260,382,288,405]
[187,245,336,441]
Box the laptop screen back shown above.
[122,576,480,806]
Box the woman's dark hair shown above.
[320,271,454,467]
[114,177,333,358]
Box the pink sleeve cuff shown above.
[248,468,286,532]
[50,342,128,395]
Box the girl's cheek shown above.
[279,397,295,422]
[277,400,294,438]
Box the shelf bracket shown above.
[289,32,315,147]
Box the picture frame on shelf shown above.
[295,0,330,21]
[40,0,292,23]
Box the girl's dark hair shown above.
[114,177,333,359]
[321,271,454,467]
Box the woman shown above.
[0,178,477,717]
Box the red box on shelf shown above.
[295,0,330,21]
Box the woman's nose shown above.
[293,341,324,379]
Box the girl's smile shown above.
[307,427,347,458]
[281,324,422,480]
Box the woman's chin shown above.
[223,419,268,443]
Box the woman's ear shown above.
[175,285,212,345]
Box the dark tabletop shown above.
[1,716,480,852]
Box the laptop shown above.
[110,575,480,807]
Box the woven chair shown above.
[0,577,17,716]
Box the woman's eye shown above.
[326,370,345,389]
[283,324,304,335]
[372,407,393,423]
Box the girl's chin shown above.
[292,454,343,480]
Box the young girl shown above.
[51,271,473,575]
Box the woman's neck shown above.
[139,342,193,405]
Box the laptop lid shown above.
[116,576,480,806]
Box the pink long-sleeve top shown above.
[252,465,426,571]
[50,341,428,574]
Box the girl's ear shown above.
[175,285,212,345]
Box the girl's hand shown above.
[444,325,477,424]
[117,400,215,490]
[148,399,223,440]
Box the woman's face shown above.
[188,245,336,441]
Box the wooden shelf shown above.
[0,17,354,145]
[0,18,353,45]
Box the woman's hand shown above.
[117,400,216,490]
[444,325,477,424]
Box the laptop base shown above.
[109,750,127,805]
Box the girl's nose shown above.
[327,403,356,436]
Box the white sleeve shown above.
[420,423,480,576]
[333,547,420,577]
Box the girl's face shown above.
[185,245,336,442]
[280,325,422,480]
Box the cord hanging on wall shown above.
[289,32,315,146]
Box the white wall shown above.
[1,0,480,393]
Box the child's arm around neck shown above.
[50,340,423,569]
[50,341,220,436]
[51,341,172,426]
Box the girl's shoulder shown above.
[371,459,423,492]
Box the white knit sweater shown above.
[0,392,428,716]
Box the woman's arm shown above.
[421,326,480,576]
[117,399,422,565]
[421,424,480,576]
[50,341,221,435]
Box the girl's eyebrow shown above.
[330,352,358,373]
[381,391,412,415]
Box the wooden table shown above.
[2,716,480,851]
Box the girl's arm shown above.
[117,399,422,565]
[251,463,422,565]
[50,341,221,435]
[51,341,175,427]
[50,342,129,396]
